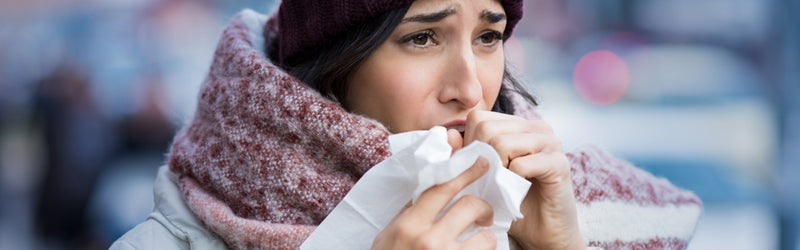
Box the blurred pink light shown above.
[572,50,629,105]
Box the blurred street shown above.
[1,0,797,249]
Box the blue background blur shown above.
[0,0,797,249]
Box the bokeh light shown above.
[572,50,629,105]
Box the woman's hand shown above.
[372,157,497,250]
[463,110,585,250]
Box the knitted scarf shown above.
[168,10,703,249]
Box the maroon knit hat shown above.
[276,0,523,66]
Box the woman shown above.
[113,0,702,249]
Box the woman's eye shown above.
[477,31,502,46]
[410,33,433,47]
[398,31,437,49]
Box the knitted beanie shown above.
[276,0,523,66]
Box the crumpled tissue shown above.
[300,126,531,249]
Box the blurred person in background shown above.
[0,0,216,248]
[31,62,118,248]
[117,70,174,154]
[112,0,702,249]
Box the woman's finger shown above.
[430,195,494,239]
[447,128,464,155]
[507,153,571,185]
[458,229,497,250]
[463,110,520,145]
[464,111,553,145]
[410,157,490,222]
[486,133,560,167]
[398,200,413,214]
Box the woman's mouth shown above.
[442,120,466,136]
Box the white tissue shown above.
[300,126,531,250]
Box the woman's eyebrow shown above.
[480,10,507,24]
[401,6,457,23]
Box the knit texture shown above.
[168,10,702,249]
[276,0,523,65]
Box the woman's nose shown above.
[438,44,482,108]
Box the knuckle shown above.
[393,220,417,239]
[486,136,504,150]
[457,195,491,215]
[542,134,563,152]
[508,160,533,175]
[467,110,487,122]
[467,110,479,122]
[550,136,563,150]
[508,159,522,172]
[416,235,443,250]
[532,120,554,134]
[458,195,482,209]
[541,123,555,134]
[473,120,491,140]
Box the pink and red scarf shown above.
[168,10,702,249]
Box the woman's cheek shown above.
[476,52,504,108]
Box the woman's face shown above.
[346,0,506,133]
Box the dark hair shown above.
[269,5,537,114]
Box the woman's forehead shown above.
[405,0,506,17]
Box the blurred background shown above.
[0,0,796,249]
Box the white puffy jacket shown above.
[110,166,228,249]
